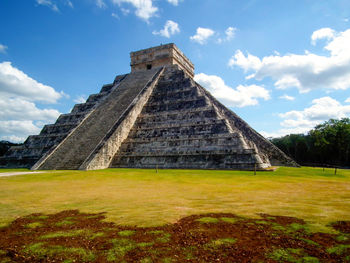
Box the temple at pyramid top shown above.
[130,43,195,78]
[0,43,298,170]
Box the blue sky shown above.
[1,0,350,142]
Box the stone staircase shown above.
[33,68,162,170]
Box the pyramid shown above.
[1,44,298,170]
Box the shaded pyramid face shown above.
[111,66,296,170]
[0,44,297,170]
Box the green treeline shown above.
[271,118,350,167]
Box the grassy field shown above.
[0,167,350,231]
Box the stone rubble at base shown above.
[0,43,298,170]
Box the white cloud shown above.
[96,0,107,8]
[279,94,295,101]
[166,0,180,6]
[152,20,180,38]
[112,0,158,21]
[0,44,8,54]
[217,27,236,43]
[74,95,87,103]
[120,7,130,15]
[228,50,261,72]
[190,27,215,45]
[0,62,63,142]
[0,98,60,122]
[65,0,74,8]
[0,97,60,143]
[229,28,350,93]
[0,62,63,103]
[0,121,41,143]
[345,97,350,103]
[36,0,59,12]
[111,12,119,19]
[194,73,270,108]
[311,27,335,45]
[262,96,350,137]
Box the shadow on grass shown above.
[0,210,349,262]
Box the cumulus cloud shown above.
[190,27,215,44]
[0,44,8,54]
[311,27,335,45]
[346,97,350,103]
[229,28,350,93]
[96,0,107,8]
[261,96,350,137]
[36,0,59,12]
[112,0,158,21]
[167,0,181,6]
[0,98,60,122]
[279,94,295,101]
[0,121,41,143]
[0,62,63,142]
[152,20,180,38]
[217,27,236,43]
[194,73,270,108]
[0,97,61,143]
[0,62,63,103]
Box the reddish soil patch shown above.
[331,221,350,234]
[0,210,349,262]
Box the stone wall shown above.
[130,43,194,78]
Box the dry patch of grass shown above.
[0,167,350,230]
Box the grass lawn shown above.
[0,167,350,231]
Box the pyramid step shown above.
[144,97,208,113]
[55,112,88,124]
[71,102,97,113]
[119,143,244,153]
[117,148,255,156]
[147,93,205,106]
[124,133,240,143]
[120,137,242,151]
[131,121,229,139]
[111,152,263,170]
[149,87,199,101]
[136,117,222,128]
[132,118,227,130]
[86,91,110,103]
[40,123,77,135]
[139,106,215,118]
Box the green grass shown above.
[55,220,74,227]
[24,242,95,261]
[25,222,43,228]
[208,238,237,247]
[267,248,307,262]
[106,238,136,261]
[336,234,349,242]
[196,217,219,223]
[1,167,350,229]
[118,230,135,237]
[326,244,350,255]
[40,229,84,239]
[220,217,237,223]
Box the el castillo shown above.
[1,43,350,263]
[0,44,297,171]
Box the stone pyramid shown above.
[1,44,297,170]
